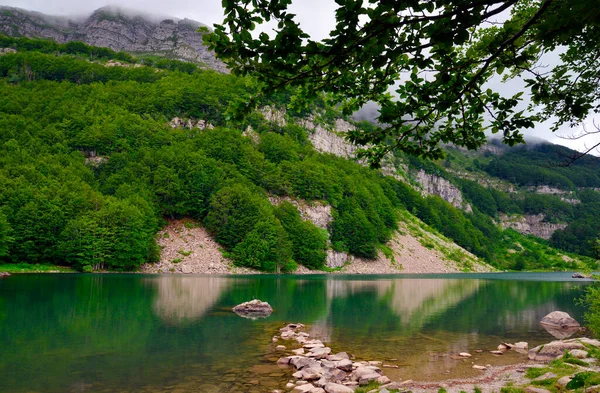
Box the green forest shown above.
[0,36,598,273]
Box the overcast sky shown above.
[1,0,598,155]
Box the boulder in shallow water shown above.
[0,272,10,278]
[540,311,580,329]
[232,299,273,319]
[572,272,591,279]
[528,340,585,361]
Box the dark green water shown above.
[0,273,592,393]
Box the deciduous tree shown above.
[206,0,600,164]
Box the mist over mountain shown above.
[0,5,226,71]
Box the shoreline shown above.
[0,268,592,276]
[269,321,600,393]
[142,218,495,275]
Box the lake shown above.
[0,273,592,393]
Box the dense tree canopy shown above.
[0,36,595,272]
[206,0,600,165]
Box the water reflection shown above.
[150,276,233,324]
[0,273,592,393]
[384,279,481,325]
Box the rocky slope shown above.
[0,6,226,71]
[144,210,493,274]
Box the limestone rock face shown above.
[169,117,214,130]
[498,213,568,240]
[326,251,349,269]
[232,299,273,319]
[415,170,472,212]
[0,6,227,72]
[268,196,332,230]
[296,117,357,159]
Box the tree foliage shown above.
[206,0,600,164]
[0,36,595,272]
[274,202,327,270]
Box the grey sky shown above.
[1,0,598,155]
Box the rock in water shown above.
[528,340,585,361]
[572,272,590,279]
[540,311,580,329]
[232,299,273,319]
[0,272,10,278]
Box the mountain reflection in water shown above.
[0,273,590,392]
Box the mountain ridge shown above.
[0,5,226,71]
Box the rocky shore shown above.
[272,323,395,393]
[265,319,600,393]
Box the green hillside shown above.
[408,141,600,261]
[0,36,596,272]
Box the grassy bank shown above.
[0,263,76,273]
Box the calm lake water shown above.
[0,273,593,393]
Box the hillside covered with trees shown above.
[0,36,597,273]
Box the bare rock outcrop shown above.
[0,48,17,55]
[415,170,472,212]
[269,196,332,230]
[297,117,358,159]
[326,250,349,269]
[260,106,287,127]
[528,186,580,204]
[169,117,214,130]
[498,213,567,240]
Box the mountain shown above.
[0,6,226,71]
[0,32,597,274]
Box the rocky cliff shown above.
[498,213,568,240]
[0,6,227,71]
[414,170,473,212]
